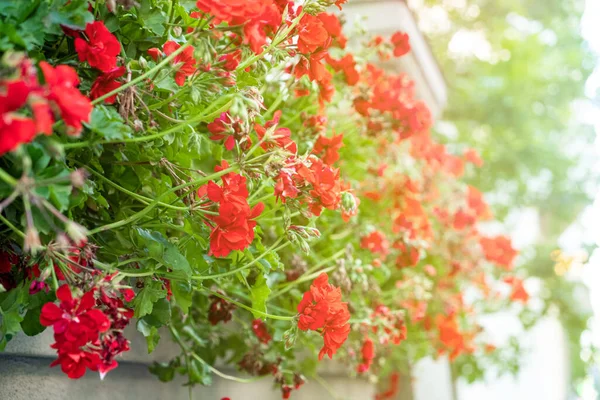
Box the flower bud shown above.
[172,26,182,37]
[133,119,144,131]
[138,56,148,69]
[24,227,42,254]
[70,168,88,188]
[66,221,88,247]
[341,192,357,213]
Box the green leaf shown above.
[189,358,212,386]
[44,0,93,35]
[21,307,46,336]
[250,272,271,319]
[149,361,176,382]
[172,281,192,314]
[143,297,171,326]
[85,106,132,140]
[137,319,160,353]
[144,10,167,36]
[135,228,192,277]
[133,280,167,318]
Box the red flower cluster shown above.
[196,0,281,54]
[199,161,264,257]
[390,31,410,57]
[0,57,91,154]
[326,54,359,86]
[480,235,518,270]
[208,291,236,325]
[148,41,197,86]
[357,337,375,373]
[354,62,432,140]
[312,133,344,165]
[252,319,272,344]
[75,22,121,72]
[255,111,297,154]
[369,305,407,345]
[40,282,133,379]
[297,273,350,360]
[360,230,390,257]
[89,66,126,104]
[435,313,476,361]
[297,157,343,216]
[503,276,529,303]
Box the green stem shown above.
[206,289,295,321]
[191,353,263,384]
[0,168,17,187]
[88,165,236,235]
[192,239,288,280]
[79,163,189,211]
[91,42,193,105]
[63,96,234,150]
[0,214,25,238]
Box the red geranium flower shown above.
[40,285,110,347]
[75,21,121,72]
[297,273,350,360]
[312,133,344,165]
[39,62,92,136]
[274,170,300,203]
[0,115,36,155]
[390,31,410,57]
[360,230,390,257]
[480,235,518,270]
[254,110,297,154]
[89,66,126,104]
[503,276,529,303]
[297,14,331,54]
[196,0,281,54]
[163,41,197,86]
[252,319,272,344]
[357,337,374,373]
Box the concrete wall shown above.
[0,327,376,400]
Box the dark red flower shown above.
[252,319,272,344]
[40,285,110,347]
[75,21,121,72]
[208,292,236,325]
[89,66,126,104]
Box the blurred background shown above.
[398,0,600,398]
